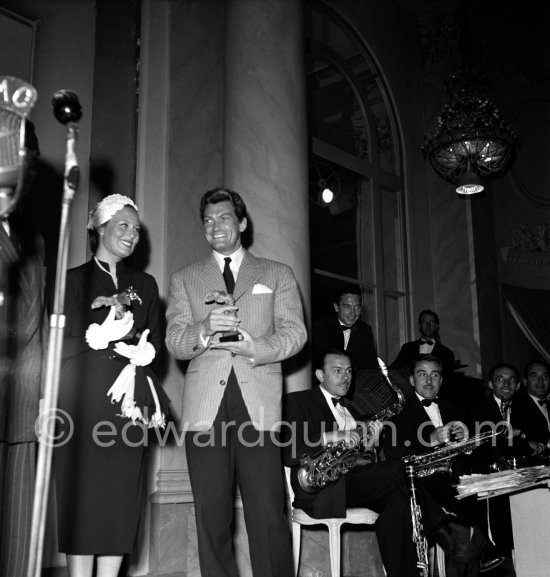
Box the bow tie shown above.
[537,399,548,407]
[340,325,353,332]
[421,398,438,407]
[421,340,434,346]
[331,396,350,407]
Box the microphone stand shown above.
[27,91,82,577]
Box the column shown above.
[223,0,311,393]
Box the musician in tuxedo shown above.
[284,349,484,577]
[391,310,455,375]
[312,285,379,374]
[469,363,530,557]
[383,355,503,574]
[0,122,46,577]
[469,363,531,468]
[166,187,306,577]
[515,360,550,449]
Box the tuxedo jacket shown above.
[283,385,361,518]
[469,395,531,469]
[510,393,550,445]
[382,393,467,461]
[391,339,455,372]
[0,216,46,443]
[312,314,378,371]
[166,250,306,431]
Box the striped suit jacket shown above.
[0,216,46,443]
[166,250,306,431]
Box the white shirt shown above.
[419,339,435,355]
[319,385,356,432]
[416,392,443,428]
[213,246,245,281]
[338,322,352,350]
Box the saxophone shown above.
[405,464,429,577]
[402,423,509,477]
[297,358,405,493]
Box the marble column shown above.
[223,0,311,393]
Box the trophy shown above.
[204,290,242,342]
[91,286,142,340]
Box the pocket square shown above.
[252,283,273,294]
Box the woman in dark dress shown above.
[54,194,168,577]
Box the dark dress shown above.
[54,258,165,555]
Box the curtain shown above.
[502,284,550,364]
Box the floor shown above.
[43,558,517,577]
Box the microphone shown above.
[51,90,82,125]
[0,76,38,218]
[51,90,82,196]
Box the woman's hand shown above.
[85,306,134,350]
[114,329,155,366]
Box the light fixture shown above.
[309,162,339,206]
[320,187,334,204]
[422,67,518,195]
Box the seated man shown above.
[283,349,484,577]
[469,363,531,558]
[382,354,504,574]
[469,363,532,471]
[514,359,550,451]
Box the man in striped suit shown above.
[0,122,46,577]
[166,187,307,577]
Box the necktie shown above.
[500,401,511,419]
[223,257,235,294]
[421,398,438,407]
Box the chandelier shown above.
[422,67,519,195]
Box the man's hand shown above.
[529,441,545,455]
[362,420,383,449]
[324,429,361,448]
[201,305,240,336]
[431,421,469,445]
[210,327,257,358]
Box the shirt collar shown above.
[213,246,245,273]
[319,384,340,405]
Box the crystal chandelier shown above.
[422,67,519,195]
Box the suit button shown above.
[220,380,226,386]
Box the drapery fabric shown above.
[502,284,550,364]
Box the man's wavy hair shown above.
[199,187,247,222]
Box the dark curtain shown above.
[502,284,550,364]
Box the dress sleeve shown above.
[60,270,91,360]
[142,274,163,354]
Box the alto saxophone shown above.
[402,423,509,477]
[297,358,405,493]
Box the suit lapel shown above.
[200,254,226,295]
[233,251,261,301]
[312,386,338,424]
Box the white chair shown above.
[284,467,380,577]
